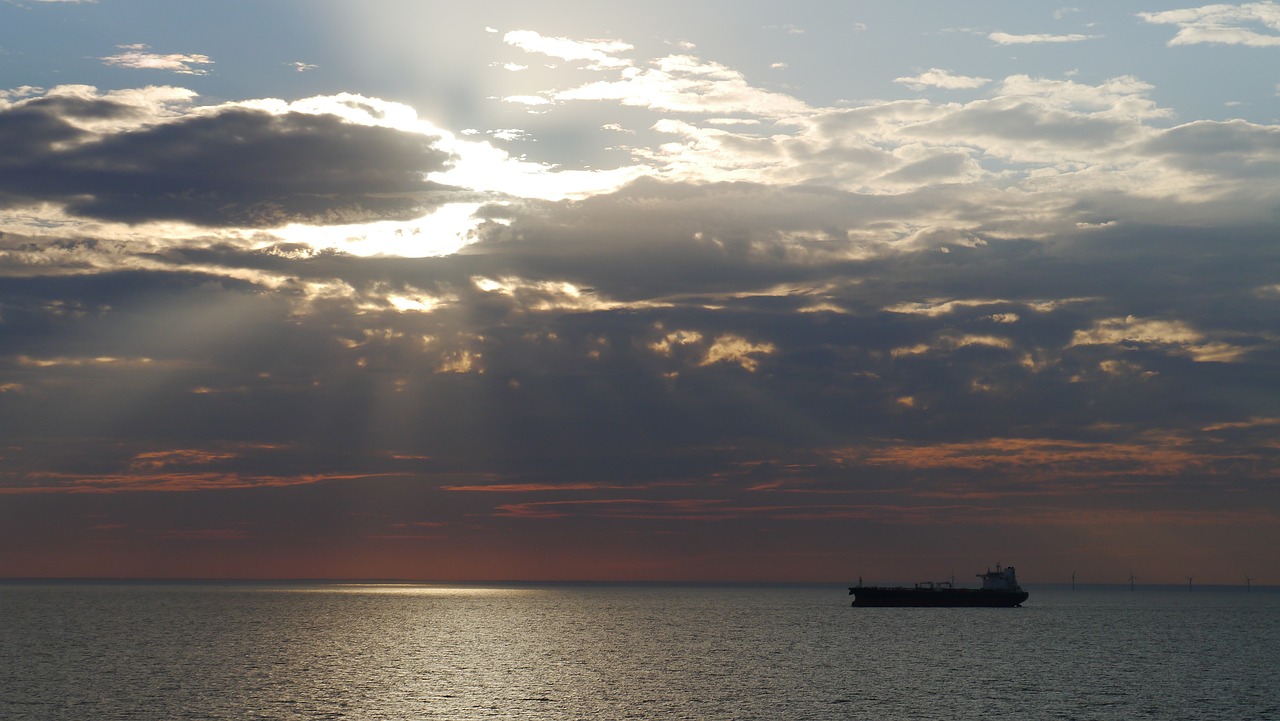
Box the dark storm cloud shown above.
[0,99,458,226]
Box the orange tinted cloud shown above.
[442,482,629,492]
[129,448,240,469]
[150,528,256,541]
[492,498,990,524]
[856,435,1213,478]
[1,471,399,494]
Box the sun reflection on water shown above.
[275,583,538,597]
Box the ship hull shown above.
[850,587,1028,607]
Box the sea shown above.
[1,581,1276,720]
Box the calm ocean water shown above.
[1,582,1276,720]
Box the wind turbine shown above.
[1128,570,1137,591]
[1186,575,1194,592]
[1071,570,1076,591]
[1245,574,1252,593]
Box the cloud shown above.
[1201,416,1280,431]
[1138,2,1280,47]
[988,31,1095,44]
[1067,316,1249,362]
[492,44,1211,205]
[501,95,552,106]
[553,54,811,117]
[494,39,1246,211]
[894,68,992,90]
[442,482,630,492]
[0,87,458,226]
[860,436,1207,478]
[503,30,633,69]
[100,44,214,75]
[1,470,396,494]
[578,69,1213,211]
[701,335,775,372]
[3,30,1280,580]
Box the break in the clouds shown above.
[1,0,1279,583]
[100,44,214,75]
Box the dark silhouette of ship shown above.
[849,564,1029,607]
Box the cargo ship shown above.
[849,564,1029,607]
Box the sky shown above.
[1,0,1278,585]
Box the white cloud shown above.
[474,276,662,313]
[996,74,1168,118]
[1138,2,1280,47]
[894,68,991,90]
[496,30,1276,238]
[503,30,633,69]
[555,54,810,118]
[989,31,1095,44]
[14,83,198,134]
[489,129,530,141]
[290,62,318,73]
[501,95,553,106]
[100,44,213,75]
[0,85,43,101]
